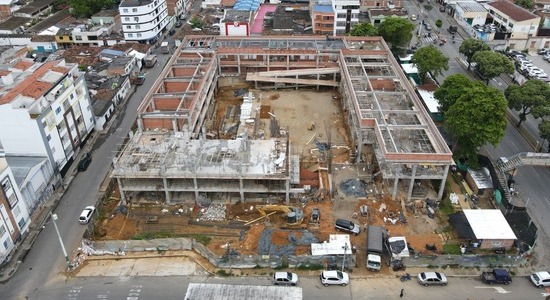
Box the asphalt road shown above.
[405,0,550,268]
[11,275,548,300]
[0,50,173,300]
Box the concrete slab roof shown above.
[5,156,48,186]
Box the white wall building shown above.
[119,0,169,43]
[332,0,360,35]
[0,59,95,176]
[0,153,31,265]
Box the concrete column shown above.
[137,117,144,131]
[437,165,450,201]
[356,130,362,164]
[193,176,199,201]
[407,164,418,202]
[239,177,244,202]
[285,179,290,205]
[117,177,126,205]
[392,177,399,200]
[163,176,171,204]
[296,75,299,90]
[172,118,178,132]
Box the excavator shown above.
[246,205,304,226]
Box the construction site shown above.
[96,36,455,271]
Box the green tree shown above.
[515,0,534,9]
[411,45,449,84]
[472,50,514,84]
[423,4,433,11]
[433,74,474,113]
[378,17,415,50]
[459,38,491,71]
[435,19,443,29]
[505,79,550,127]
[539,121,550,152]
[60,0,115,18]
[445,83,508,164]
[350,23,379,36]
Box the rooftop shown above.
[223,10,251,22]
[15,0,57,14]
[92,9,119,18]
[0,16,32,31]
[463,209,517,240]
[312,5,334,13]
[5,156,48,187]
[457,1,487,12]
[27,10,71,33]
[119,0,155,8]
[488,0,539,22]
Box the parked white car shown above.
[272,272,298,286]
[79,206,95,224]
[417,271,448,286]
[530,271,550,287]
[320,270,349,286]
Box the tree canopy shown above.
[433,74,474,113]
[60,0,115,18]
[411,45,449,84]
[505,79,550,127]
[444,82,508,164]
[515,0,535,9]
[378,17,415,50]
[459,38,491,70]
[472,50,514,84]
[539,121,550,152]
[350,23,379,36]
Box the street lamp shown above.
[49,212,71,270]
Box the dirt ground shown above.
[93,86,467,272]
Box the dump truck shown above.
[482,269,512,285]
[160,41,169,54]
[366,225,384,271]
[143,55,157,68]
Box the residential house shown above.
[12,0,57,19]
[368,8,407,25]
[0,59,95,176]
[219,10,252,36]
[106,56,135,76]
[0,149,31,265]
[361,0,402,11]
[311,4,335,35]
[487,0,540,49]
[119,0,169,43]
[0,16,31,34]
[454,1,487,28]
[0,0,16,21]
[29,34,57,53]
[86,73,131,131]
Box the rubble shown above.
[257,229,318,255]
[199,204,227,221]
[339,178,369,197]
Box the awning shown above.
[449,212,476,240]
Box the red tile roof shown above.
[12,60,34,71]
[0,70,11,76]
[0,60,70,105]
[488,0,538,22]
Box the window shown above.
[1,177,18,208]
[128,33,134,37]
[13,206,20,217]
[123,9,128,13]
[137,33,142,37]
[70,93,74,100]
[18,218,26,229]
[3,239,12,251]
[0,224,5,237]
[126,25,132,29]
[337,13,346,18]
[132,8,137,12]
[55,107,62,115]
[125,17,130,21]
[336,21,345,26]
[75,36,82,41]
[135,25,140,29]
[47,134,51,141]
[134,17,139,22]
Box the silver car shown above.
[417,272,448,286]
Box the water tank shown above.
[287,212,296,224]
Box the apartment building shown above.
[119,0,169,43]
[311,4,335,35]
[0,151,31,265]
[488,0,540,48]
[332,0,360,35]
[0,59,95,176]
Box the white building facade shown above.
[0,60,95,176]
[332,0,360,35]
[0,154,31,265]
[119,0,169,43]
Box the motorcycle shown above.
[400,273,411,282]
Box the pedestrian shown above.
[400,288,404,298]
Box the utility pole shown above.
[50,212,71,270]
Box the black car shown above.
[78,153,92,171]
[169,29,176,36]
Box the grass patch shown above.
[216,270,232,277]
[273,262,289,270]
[439,197,455,216]
[130,232,211,245]
[253,265,262,269]
[510,271,516,276]
[442,243,462,255]
[296,264,325,271]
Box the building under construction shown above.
[112,35,453,204]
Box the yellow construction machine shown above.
[246,205,304,226]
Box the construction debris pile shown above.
[339,178,369,197]
[257,229,318,255]
[198,204,227,221]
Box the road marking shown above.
[544,197,550,206]
[474,286,511,294]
